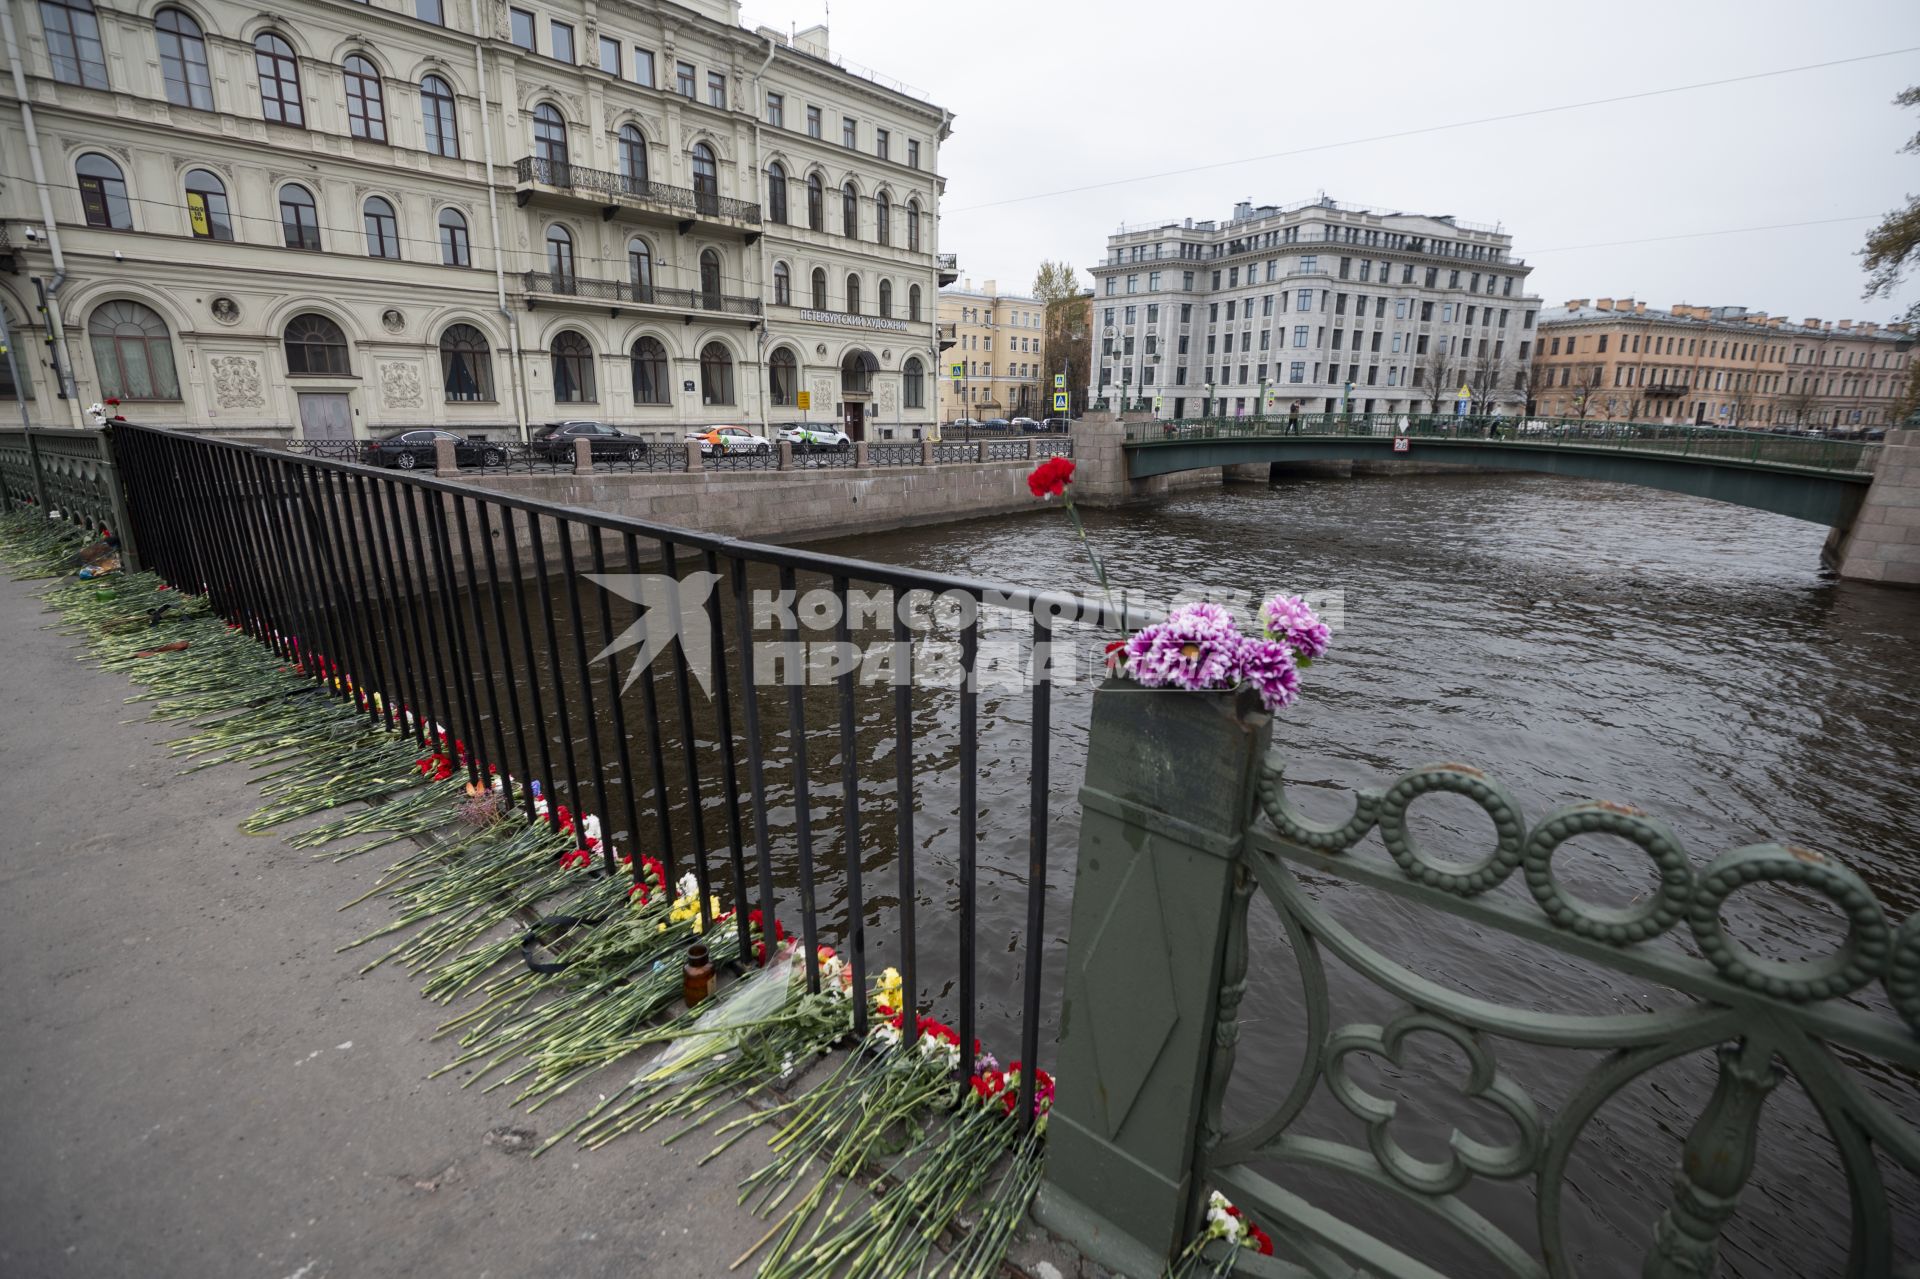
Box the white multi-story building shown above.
[1088,197,1541,420]
[0,0,956,440]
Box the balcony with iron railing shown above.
[937,322,957,350]
[513,157,762,233]
[937,252,958,286]
[519,271,762,319]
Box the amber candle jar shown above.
[683,942,716,1008]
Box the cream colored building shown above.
[936,278,1047,423]
[1532,298,1913,429]
[0,0,956,441]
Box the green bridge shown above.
[1123,415,1882,529]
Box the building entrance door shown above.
[842,400,865,440]
[297,392,353,439]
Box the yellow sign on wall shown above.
[796,390,811,410]
[187,192,210,238]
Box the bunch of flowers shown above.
[1171,1190,1275,1276]
[872,964,904,1017]
[815,945,852,999]
[1116,593,1331,712]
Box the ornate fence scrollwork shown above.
[0,427,137,564]
[1192,756,1920,1278]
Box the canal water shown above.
[798,471,1920,1278]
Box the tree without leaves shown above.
[1861,85,1920,298]
[1417,342,1453,411]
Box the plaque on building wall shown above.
[210,297,241,325]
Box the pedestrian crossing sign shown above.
[1053,374,1066,390]
[1052,392,1069,412]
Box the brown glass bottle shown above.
[683,942,715,1008]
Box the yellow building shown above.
[937,279,1048,422]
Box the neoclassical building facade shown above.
[0,0,954,440]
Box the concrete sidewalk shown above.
[0,572,787,1279]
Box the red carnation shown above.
[1025,456,1075,499]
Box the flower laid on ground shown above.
[873,965,903,1017]
[1114,592,1332,713]
[1171,1190,1275,1276]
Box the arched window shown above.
[75,153,130,229]
[41,0,106,88]
[532,103,567,171]
[806,173,823,231]
[344,55,386,141]
[903,356,924,409]
[545,223,574,290]
[284,313,350,375]
[278,183,320,250]
[254,33,302,127]
[845,273,861,315]
[878,280,893,319]
[699,248,722,309]
[810,267,827,311]
[908,284,922,323]
[551,330,595,402]
[438,208,469,266]
[155,9,211,109]
[766,162,788,224]
[841,349,875,395]
[88,301,180,399]
[699,341,734,405]
[363,196,400,259]
[184,168,231,240]
[631,336,668,404]
[618,124,647,191]
[875,192,890,247]
[690,142,717,215]
[421,75,458,157]
[841,182,857,237]
[439,323,492,401]
[772,261,790,307]
[768,347,797,406]
[907,199,920,252]
[627,237,653,302]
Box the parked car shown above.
[1041,417,1074,433]
[776,423,852,452]
[687,425,773,455]
[981,418,1013,432]
[1011,416,1043,432]
[950,417,984,431]
[530,420,652,462]
[363,428,506,470]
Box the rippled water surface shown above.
[797,470,1920,1278]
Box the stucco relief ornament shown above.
[210,296,240,325]
[381,362,423,408]
[209,356,264,408]
[881,348,892,363]
[382,309,405,334]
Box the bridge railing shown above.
[0,425,139,565]
[1125,414,1883,474]
[1039,683,1920,1277]
[109,423,1146,1134]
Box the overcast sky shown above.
[740,0,1920,321]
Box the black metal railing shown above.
[868,442,923,466]
[110,424,1112,1130]
[704,448,780,472]
[1033,438,1073,459]
[521,272,763,317]
[984,440,1029,462]
[515,156,762,224]
[788,444,857,469]
[931,442,978,464]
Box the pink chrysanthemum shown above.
[1124,602,1243,692]
[1237,636,1301,711]
[1261,594,1331,660]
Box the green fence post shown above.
[1034,679,1272,1276]
[23,427,51,514]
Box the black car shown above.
[531,420,653,463]
[363,429,506,470]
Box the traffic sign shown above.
[1153,395,1163,412]
[1053,373,1066,390]
[950,362,964,381]
[796,390,811,410]
[1052,392,1069,412]
[1392,436,1410,453]
[1456,383,1471,399]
